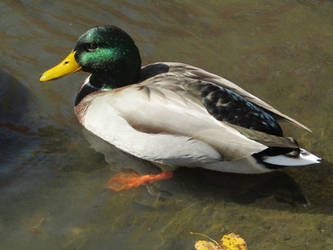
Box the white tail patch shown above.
[262,148,321,166]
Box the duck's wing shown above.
[143,62,311,132]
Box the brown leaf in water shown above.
[193,232,247,250]
[29,217,45,234]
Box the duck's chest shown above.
[74,76,140,148]
[74,76,108,123]
[74,83,141,156]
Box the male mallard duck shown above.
[40,25,320,191]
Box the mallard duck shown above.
[40,25,320,191]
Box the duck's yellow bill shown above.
[40,51,82,82]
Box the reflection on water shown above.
[1,0,333,249]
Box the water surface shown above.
[1,0,333,249]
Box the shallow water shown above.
[1,0,333,249]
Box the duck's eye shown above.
[87,43,97,52]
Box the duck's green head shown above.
[40,25,141,88]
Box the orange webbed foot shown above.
[106,171,174,192]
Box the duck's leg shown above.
[105,171,174,192]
